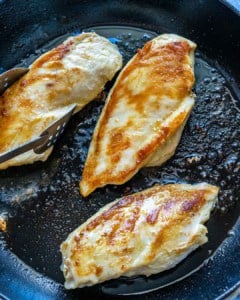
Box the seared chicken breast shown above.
[80,34,196,196]
[0,32,122,169]
[61,183,218,289]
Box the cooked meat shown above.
[80,34,196,196]
[0,32,122,169]
[61,182,218,289]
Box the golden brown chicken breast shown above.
[0,32,122,169]
[80,34,196,196]
[61,182,218,289]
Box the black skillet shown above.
[0,1,240,299]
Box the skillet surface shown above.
[0,1,240,299]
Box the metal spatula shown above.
[0,68,77,164]
[0,67,29,94]
[0,103,77,163]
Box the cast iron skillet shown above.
[0,1,240,299]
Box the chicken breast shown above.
[61,182,219,289]
[0,32,122,169]
[80,34,196,196]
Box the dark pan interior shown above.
[0,1,240,300]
